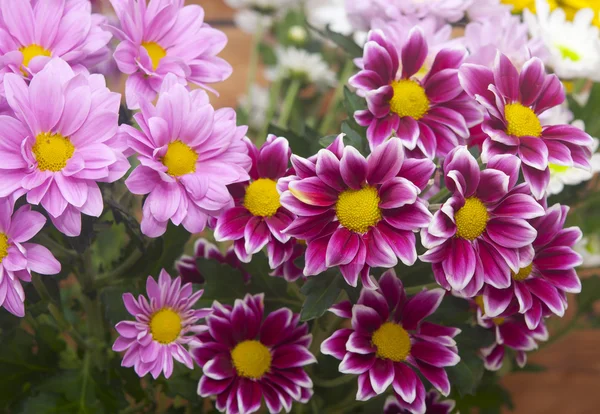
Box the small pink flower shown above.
[385,390,455,414]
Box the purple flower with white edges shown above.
[350,27,481,158]
[420,147,546,298]
[270,240,305,282]
[459,52,594,199]
[280,135,435,287]
[384,390,455,414]
[193,294,316,414]
[321,270,460,414]
[112,269,211,379]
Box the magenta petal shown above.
[525,278,565,317]
[486,218,537,249]
[519,58,545,106]
[272,344,316,369]
[401,28,428,79]
[244,216,270,255]
[410,341,460,368]
[351,304,383,334]
[442,238,476,291]
[491,193,545,220]
[414,360,451,397]
[379,178,418,209]
[518,136,549,170]
[288,177,338,207]
[347,332,377,354]
[214,207,252,241]
[316,149,345,191]
[402,289,445,331]
[257,136,290,179]
[365,227,397,268]
[357,372,377,401]
[321,328,352,360]
[478,240,511,289]
[521,164,549,199]
[370,358,395,394]
[366,138,404,184]
[304,233,331,276]
[339,352,376,375]
[340,146,368,189]
[237,378,262,414]
[392,363,418,404]
[326,227,361,267]
[483,286,513,317]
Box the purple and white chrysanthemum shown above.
[459,53,594,198]
[350,28,481,158]
[0,197,61,317]
[420,147,545,297]
[123,75,251,237]
[193,294,316,414]
[385,390,455,414]
[321,270,460,414]
[109,0,232,109]
[112,269,211,379]
[269,240,305,282]
[280,135,435,287]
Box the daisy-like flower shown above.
[344,0,389,31]
[321,270,460,414]
[108,0,231,109]
[420,147,545,297]
[0,197,60,317]
[466,0,512,21]
[575,236,600,268]
[0,58,129,236]
[193,294,316,414]
[239,84,269,130]
[384,391,455,414]
[266,47,336,87]
[350,28,481,157]
[280,136,435,287]
[215,136,297,270]
[224,0,295,33]
[112,269,211,379]
[122,75,251,238]
[459,53,594,198]
[481,203,582,329]
[384,0,474,23]
[524,0,600,81]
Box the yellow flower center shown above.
[501,0,557,12]
[474,296,505,325]
[0,233,9,262]
[149,308,182,344]
[32,132,75,172]
[335,186,382,234]
[549,163,570,173]
[142,41,167,70]
[244,178,282,217]
[389,79,430,120]
[512,263,533,281]
[230,340,272,379]
[162,140,198,177]
[455,197,489,241]
[371,322,411,362]
[556,45,581,61]
[19,44,51,68]
[505,103,542,138]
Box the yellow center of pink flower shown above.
[231,340,272,379]
[150,308,182,344]
[372,322,411,362]
[455,197,489,241]
[504,103,542,138]
[162,140,198,177]
[19,44,51,68]
[244,178,281,217]
[389,79,430,120]
[474,296,505,325]
[512,263,533,281]
[0,233,8,262]
[336,186,382,234]
[142,41,167,70]
[32,132,75,172]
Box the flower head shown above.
[0,58,129,236]
[385,390,455,414]
[281,136,435,287]
[194,294,316,414]
[459,53,594,198]
[112,269,210,379]
[321,270,460,414]
[0,197,60,317]
[266,47,336,86]
[109,0,232,109]
[420,147,545,297]
[225,0,295,33]
[350,28,481,157]
[123,75,251,238]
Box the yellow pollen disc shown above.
[32,132,75,172]
[455,197,489,241]
[162,140,198,177]
[244,178,282,217]
[149,308,182,344]
[549,163,570,174]
[504,103,542,138]
[231,340,272,379]
[142,41,167,70]
[556,45,581,61]
[335,186,382,234]
[19,44,51,68]
[389,79,430,120]
[501,0,557,13]
[512,263,533,281]
[474,296,505,325]
[0,233,9,262]
[371,322,411,362]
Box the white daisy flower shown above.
[266,47,337,86]
[239,84,270,129]
[304,0,367,45]
[225,0,296,33]
[575,236,600,268]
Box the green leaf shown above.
[577,275,600,316]
[447,352,485,397]
[340,121,366,153]
[319,134,339,148]
[300,272,343,321]
[427,295,472,326]
[196,257,248,307]
[343,86,366,118]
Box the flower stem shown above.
[313,374,356,388]
[259,77,282,141]
[405,282,440,295]
[246,23,264,104]
[319,59,355,135]
[278,79,302,128]
[428,187,450,204]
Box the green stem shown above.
[246,24,264,105]
[428,187,450,204]
[37,233,77,258]
[95,248,144,288]
[313,374,356,388]
[319,59,355,135]
[405,283,440,295]
[259,77,282,141]
[79,352,91,411]
[278,79,302,128]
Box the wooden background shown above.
[191,1,600,412]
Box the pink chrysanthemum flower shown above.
[123,75,251,238]
[270,240,305,282]
[0,58,129,236]
[459,53,594,198]
[193,294,316,414]
[385,390,455,414]
[321,270,460,414]
[349,28,481,158]
[215,136,297,271]
[481,203,582,329]
[112,269,211,379]
[175,238,249,285]
[280,136,435,287]
[109,0,232,109]
[0,197,61,317]
[420,147,545,297]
